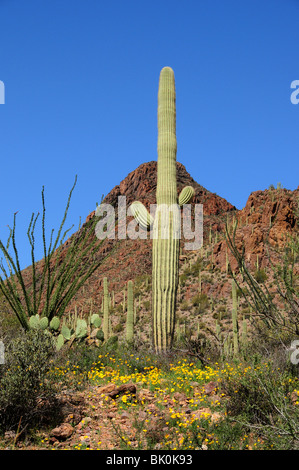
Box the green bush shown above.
[113,322,123,333]
[222,362,299,446]
[0,329,60,433]
[179,273,188,286]
[254,268,267,284]
[193,293,209,313]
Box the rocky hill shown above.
[17,161,299,347]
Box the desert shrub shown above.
[190,258,203,275]
[115,304,124,314]
[113,322,123,333]
[64,342,102,377]
[223,368,274,425]
[180,300,192,312]
[179,273,188,286]
[254,268,268,284]
[0,329,60,433]
[222,362,299,449]
[192,293,209,313]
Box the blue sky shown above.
[0,0,298,269]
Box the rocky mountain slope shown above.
[18,161,298,347]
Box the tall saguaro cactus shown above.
[131,67,194,353]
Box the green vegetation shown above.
[0,177,107,331]
[0,67,298,451]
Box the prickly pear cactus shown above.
[39,317,49,330]
[50,316,60,331]
[75,318,88,339]
[29,314,40,329]
[91,313,101,329]
[56,334,65,351]
[61,324,71,340]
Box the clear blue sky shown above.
[0,0,298,269]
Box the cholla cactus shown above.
[131,67,194,353]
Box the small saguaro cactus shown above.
[126,280,134,344]
[103,277,110,340]
[131,66,194,353]
[231,279,239,355]
[242,315,248,345]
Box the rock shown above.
[190,381,200,387]
[69,392,85,405]
[191,407,222,423]
[50,423,74,440]
[120,412,130,421]
[290,390,299,404]
[108,383,136,399]
[202,381,218,395]
[97,383,117,396]
[137,388,156,403]
[77,416,92,429]
[4,431,16,441]
[214,188,299,273]
[173,392,188,403]
[208,394,222,404]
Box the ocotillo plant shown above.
[131,67,194,353]
[0,176,107,331]
[126,280,134,344]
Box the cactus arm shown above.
[178,186,195,206]
[130,201,153,230]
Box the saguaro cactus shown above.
[131,67,194,353]
[231,279,239,355]
[126,280,134,344]
[103,277,109,340]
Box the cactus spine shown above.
[126,280,134,344]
